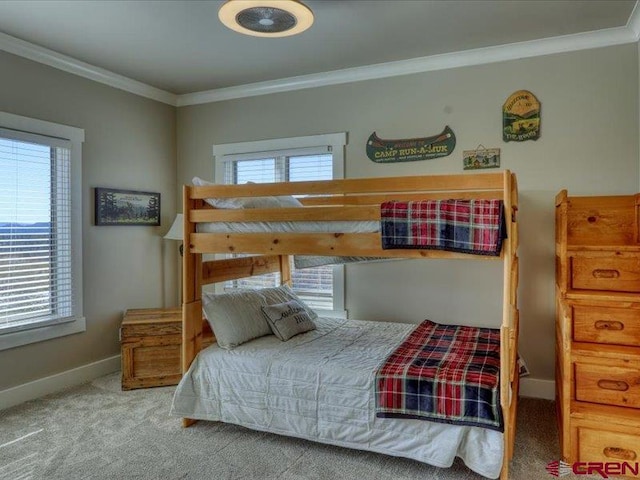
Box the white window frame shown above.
[0,111,85,351]
[212,133,347,317]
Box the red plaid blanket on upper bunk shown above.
[375,319,503,431]
[380,199,506,256]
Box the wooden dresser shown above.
[555,191,640,472]
[120,307,214,390]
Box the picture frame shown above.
[94,188,161,226]
[463,146,501,170]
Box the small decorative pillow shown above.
[202,290,272,349]
[261,300,316,341]
[258,284,318,321]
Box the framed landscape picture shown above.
[95,188,161,226]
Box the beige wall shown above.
[177,44,639,383]
[0,51,177,390]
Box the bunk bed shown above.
[171,170,519,479]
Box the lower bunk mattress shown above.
[170,316,504,479]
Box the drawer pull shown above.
[592,269,620,279]
[603,447,637,461]
[594,320,624,331]
[597,379,629,391]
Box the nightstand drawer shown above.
[132,344,181,380]
[122,339,182,389]
[571,255,640,292]
[575,363,640,409]
[573,305,640,347]
[578,427,639,476]
[121,307,181,338]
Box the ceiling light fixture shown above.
[218,0,314,38]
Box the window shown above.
[0,112,84,351]
[213,133,346,315]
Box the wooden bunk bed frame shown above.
[180,170,519,479]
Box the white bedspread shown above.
[170,317,504,479]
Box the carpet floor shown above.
[0,373,587,479]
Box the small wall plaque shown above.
[502,90,541,142]
[463,145,500,170]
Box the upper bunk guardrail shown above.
[189,171,509,200]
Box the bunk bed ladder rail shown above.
[500,171,519,480]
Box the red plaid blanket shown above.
[376,319,503,431]
[380,199,505,256]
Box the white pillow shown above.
[192,176,303,209]
[202,290,272,349]
[245,181,303,208]
[275,195,304,208]
[261,300,316,341]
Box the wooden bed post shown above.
[499,171,519,480]
[182,186,203,428]
[553,190,571,460]
[279,255,292,286]
[555,190,568,296]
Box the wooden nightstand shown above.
[120,307,214,390]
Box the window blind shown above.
[222,151,334,310]
[0,129,73,333]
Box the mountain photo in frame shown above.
[95,188,161,226]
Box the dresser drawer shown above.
[573,305,640,347]
[571,255,640,292]
[575,363,640,409]
[578,427,639,477]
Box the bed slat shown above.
[202,255,281,285]
[300,190,504,206]
[190,232,503,260]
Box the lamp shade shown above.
[164,214,183,241]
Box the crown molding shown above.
[0,32,177,106]
[178,23,639,107]
[627,0,640,40]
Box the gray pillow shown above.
[261,300,316,341]
[258,284,318,321]
[202,290,272,349]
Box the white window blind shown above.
[222,149,334,310]
[0,128,74,334]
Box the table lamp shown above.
[164,213,184,256]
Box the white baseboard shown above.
[0,355,121,411]
[519,377,555,400]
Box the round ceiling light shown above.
[218,0,314,37]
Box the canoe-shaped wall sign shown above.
[366,126,456,163]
